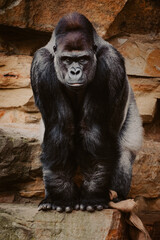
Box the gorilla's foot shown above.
[51,204,74,213]
[79,198,109,212]
[38,197,52,211]
[38,197,79,213]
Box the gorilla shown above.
[31,12,143,213]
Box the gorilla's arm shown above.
[91,33,142,200]
[93,32,130,136]
[98,46,129,135]
[31,44,79,212]
[31,48,74,166]
[31,47,56,123]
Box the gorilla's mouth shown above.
[66,82,86,88]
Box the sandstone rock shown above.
[135,95,157,123]
[0,109,41,124]
[132,197,160,240]
[107,0,160,38]
[0,53,32,88]
[0,123,40,139]
[21,96,39,113]
[0,28,50,55]
[138,212,160,240]
[0,126,41,192]
[129,77,160,93]
[0,88,40,123]
[0,0,128,37]
[130,140,160,199]
[110,34,160,77]
[0,88,32,108]
[19,178,44,198]
[144,99,160,142]
[135,196,160,214]
[129,77,160,123]
[24,113,41,123]
[155,85,160,99]
[0,193,15,203]
[0,203,127,240]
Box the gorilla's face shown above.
[54,32,97,88]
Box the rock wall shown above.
[0,0,160,239]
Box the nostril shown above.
[76,70,80,75]
[70,70,76,75]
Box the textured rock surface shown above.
[0,53,32,88]
[0,53,41,124]
[0,109,41,124]
[0,91,40,124]
[129,76,160,123]
[0,26,50,55]
[0,0,128,37]
[0,125,43,199]
[109,34,160,77]
[0,204,127,240]
[107,0,160,38]
[0,53,40,123]
[0,88,33,108]
[130,140,160,198]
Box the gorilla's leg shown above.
[79,158,113,212]
[39,165,79,212]
[110,98,142,202]
[38,124,79,212]
[110,149,135,202]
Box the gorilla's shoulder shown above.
[97,43,124,65]
[96,42,126,80]
[33,47,53,62]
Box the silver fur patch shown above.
[39,118,45,143]
[119,95,143,154]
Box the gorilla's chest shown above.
[62,86,110,154]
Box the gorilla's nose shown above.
[69,67,82,81]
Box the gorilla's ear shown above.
[53,45,57,52]
[93,44,97,53]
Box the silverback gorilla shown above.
[31,12,143,212]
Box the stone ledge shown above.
[0,203,127,240]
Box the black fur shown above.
[31,12,142,212]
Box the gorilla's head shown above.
[53,13,97,88]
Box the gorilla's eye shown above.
[79,57,89,64]
[61,57,72,64]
